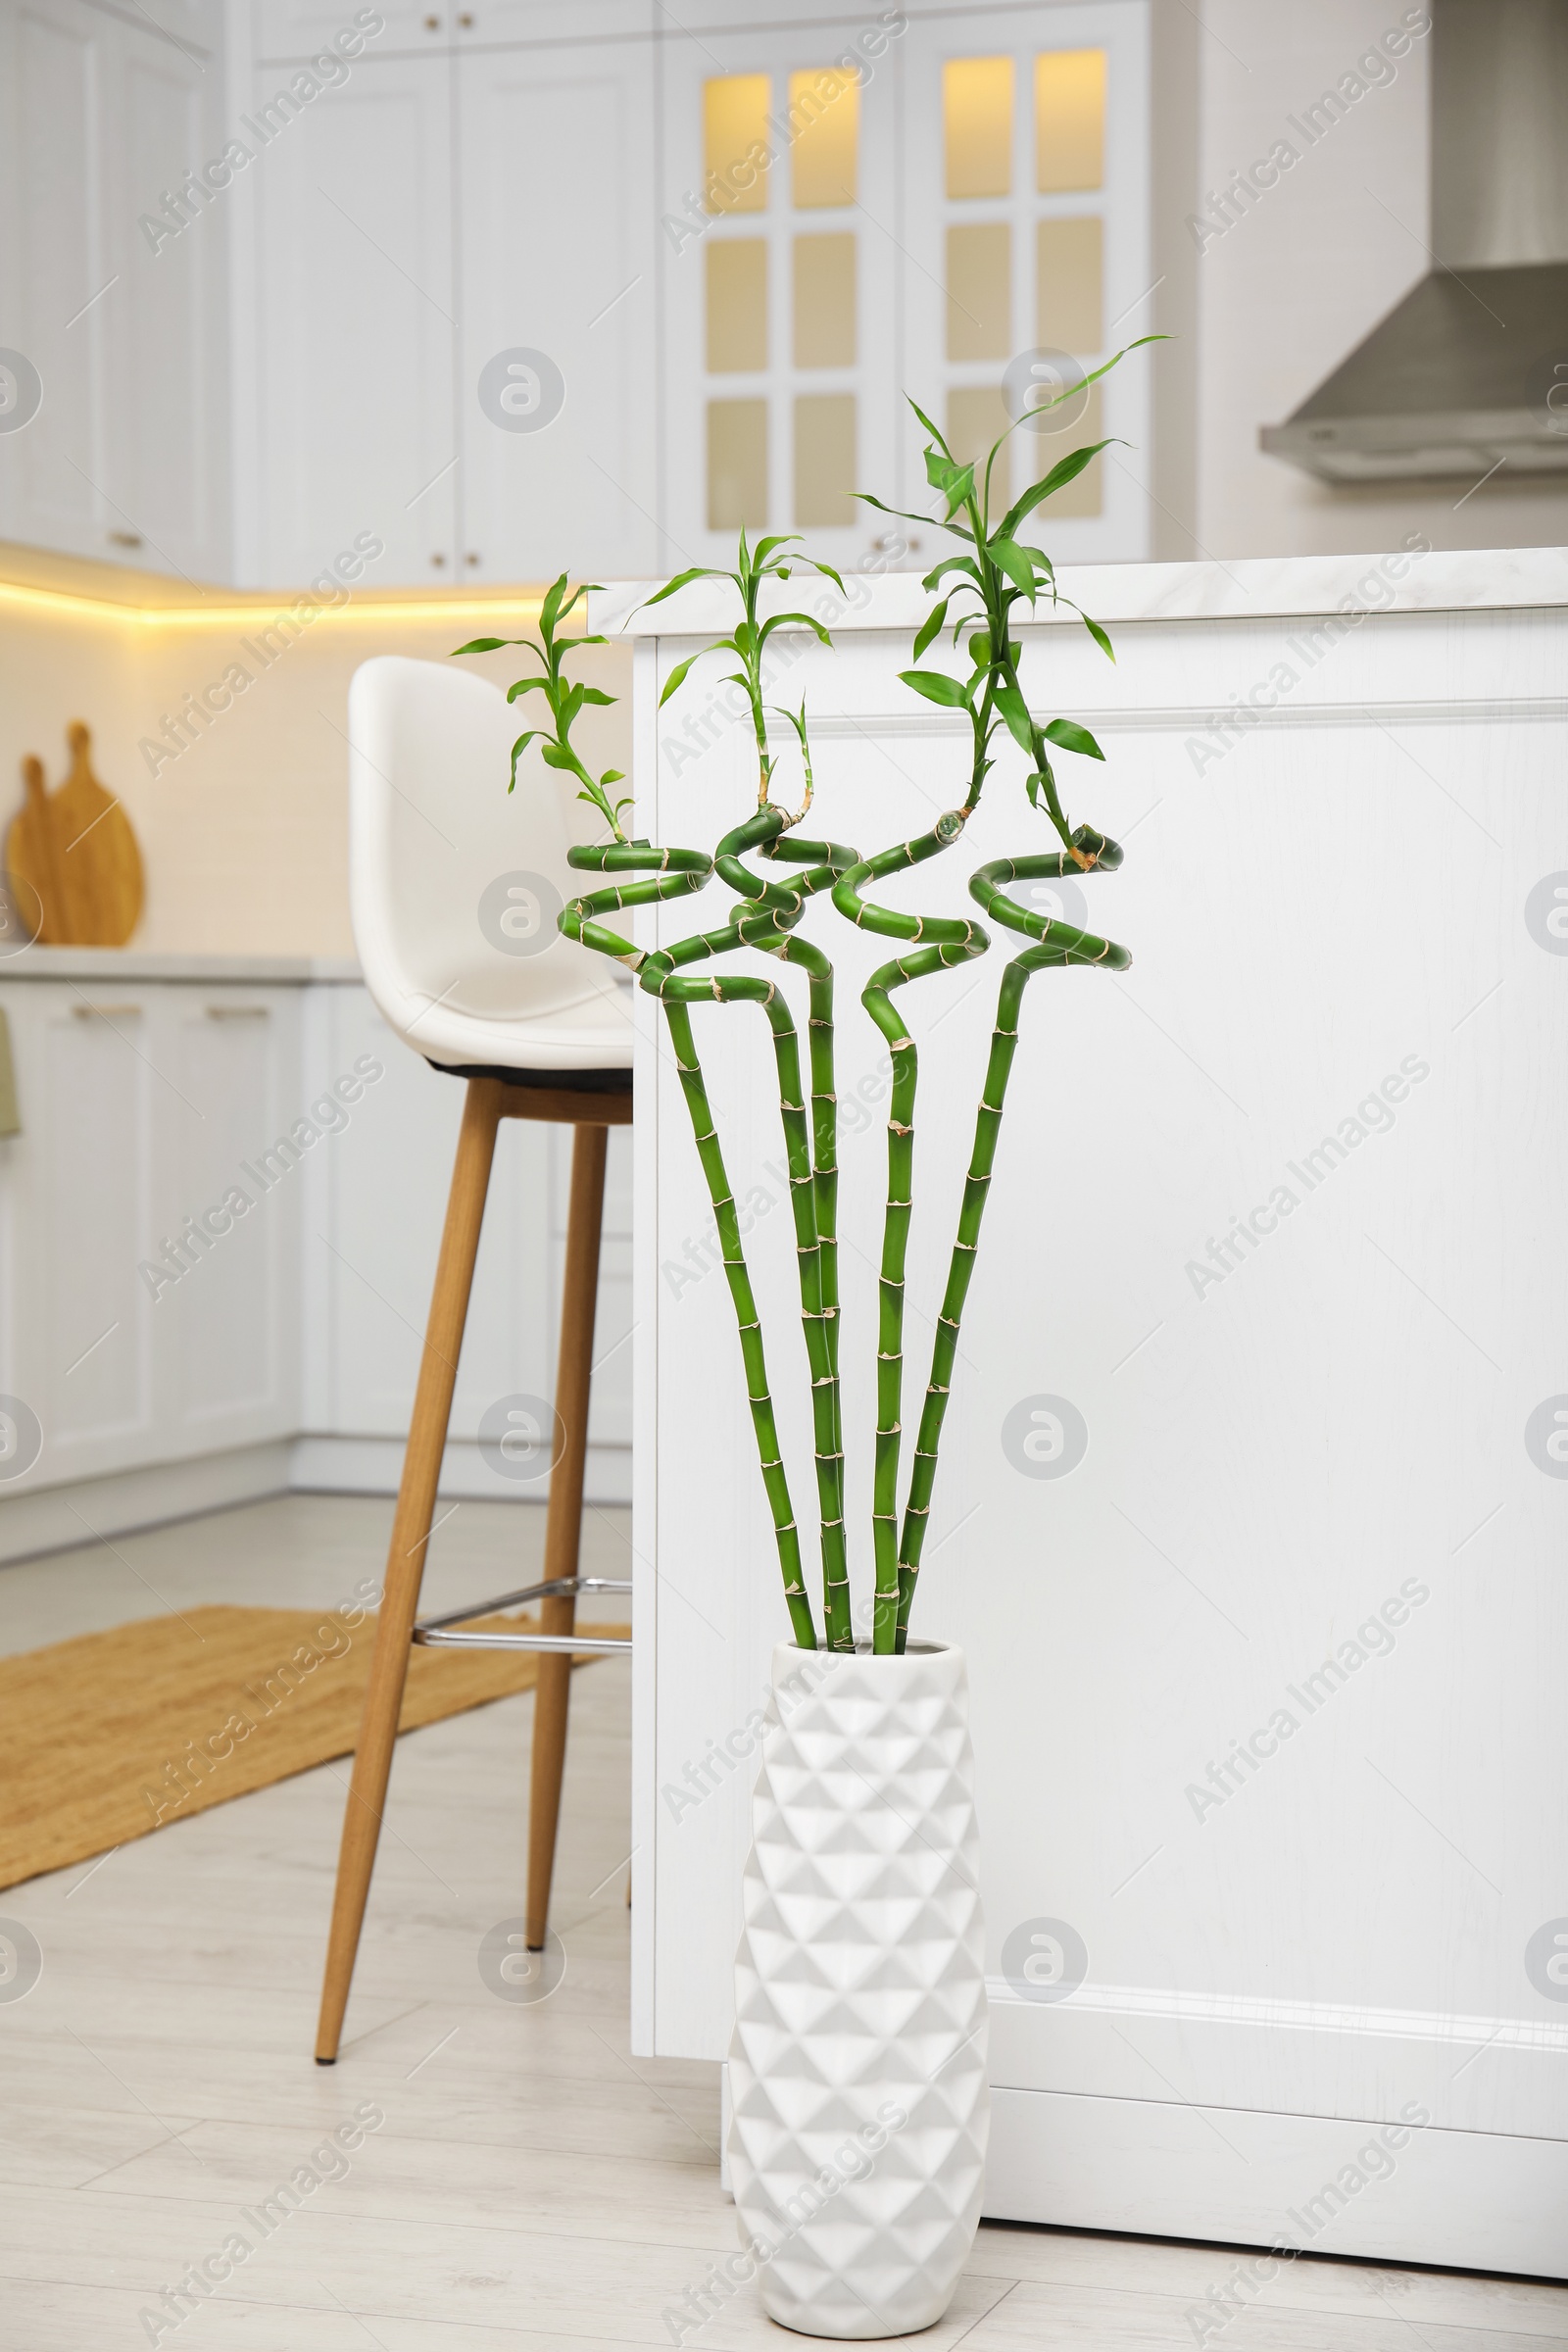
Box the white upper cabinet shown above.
[900,2,1152,564]
[253,1,653,54]
[0,0,228,578]
[660,17,902,577]
[658,3,1152,577]
[1,2,1154,590]
[456,37,658,583]
[249,50,457,586]
[253,1,454,62]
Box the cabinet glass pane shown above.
[709,398,768,526]
[944,57,1012,199]
[794,392,856,525]
[1036,216,1102,354]
[789,67,858,207]
[947,384,1011,508]
[1036,50,1104,193]
[794,233,857,368]
[708,240,768,372]
[705,74,770,214]
[946,222,1010,362]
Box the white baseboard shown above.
[0,1441,294,1566]
[288,1435,632,1505]
[0,1434,633,1567]
[984,2087,1568,2279]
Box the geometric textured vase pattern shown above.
[729,1641,989,2339]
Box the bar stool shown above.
[315,655,632,2066]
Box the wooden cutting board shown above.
[5,722,144,946]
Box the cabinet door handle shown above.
[205,1004,270,1020]
[72,1004,142,1018]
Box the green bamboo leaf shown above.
[993,681,1037,754]
[539,572,571,635]
[506,675,551,703]
[508,730,539,789]
[911,599,949,662]
[600,767,625,785]
[855,491,932,528]
[899,667,968,709]
[1081,612,1114,662]
[641,565,717,609]
[921,555,982,594]
[906,397,950,454]
[987,535,1037,597]
[1001,439,1116,537]
[941,462,975,515]
[757,611,831,648]
[451,635,526,656]
[1043,716,1104,760]
[659,653,700,708]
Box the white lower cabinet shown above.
[0,966,629,1556]
[0,976,303,1499]
[297,984,631,1495]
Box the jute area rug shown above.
[0,1604,626,1891]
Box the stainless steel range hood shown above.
[1261,0,1568,483]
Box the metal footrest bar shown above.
[413,1575,632,1655]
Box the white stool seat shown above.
[349,655,631,1077]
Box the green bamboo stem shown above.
[648,814,860,1651]
[721,822,861,1651]
[893,831,1130,1644]
[642,812,852,1650]
[564,840,819,1651]
[831,819,989,1652]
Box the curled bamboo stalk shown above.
[721,821,862,1652]
[641,808,857,1651]
[893,833,1131,1643]
[831,822,989,1653]
[564,839,820,1652]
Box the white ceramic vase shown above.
[728,1639,989,2340]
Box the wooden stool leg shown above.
[315,1078,506,2062]
[525,1121,609,1949]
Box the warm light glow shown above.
[1036,49,1105,193]
[944,57,1013,199]
[705,74,771,214]
[0,579,549,628]
[789,67,858,207]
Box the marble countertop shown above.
[593,544,1568,638]
[0,947,362,983]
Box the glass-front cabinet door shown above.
[661,19,903,575]
[661,1,1152,573]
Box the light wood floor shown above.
[2,1494,1564,2349]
